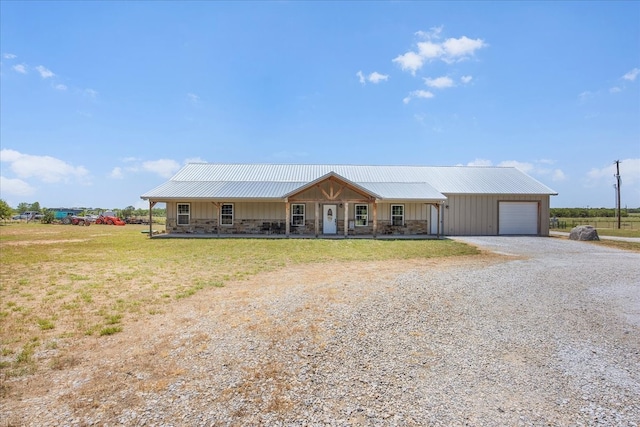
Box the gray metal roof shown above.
[141,163,557,200]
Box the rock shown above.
[569,225,599,241]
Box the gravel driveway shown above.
[4,237,640,426]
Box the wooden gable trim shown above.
[288,175,376,202]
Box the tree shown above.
[17,202,30,213]
[41,210,55,224]
[31,201,41,212]
[121,205,135,219]
[0,199,13,220]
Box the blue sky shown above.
[1,1,639,210]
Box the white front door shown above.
[323,204,337,234]
[430,204,440,235]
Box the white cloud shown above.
[109,167,124,179]
[368,72,389,84]
[416,41,444,60]
[587,158,640,186]
[3,53,17,59]
[142,159,181,178]
[184,157,206,164]
[498,160,534,173]
[358,70,389,84]
[55,83,68,91]
[465,158,566,183]
[424,76,454,89]
[415,26,443,40]
[187,93,199,103]
[622,68,640,82]
[394,29,487,74]
[461,75,473,84]
[467,158,493,167]
[609,86,622,93]
[578,91,593,103]
[393,52,424,75]
[441,36,487,62]
[0,176,35,196]
[84,88,98,98]
[13,64,27,74]
[552,169,566,181]
[402,89,434,104]
[0,149,89,183]
[35,65,54,78]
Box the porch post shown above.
[314,202,319,237]
[148,201,156,237]
[285,202,290,237]
[344,202,349,237]
[213,202,220,237]
[372,201,378,238]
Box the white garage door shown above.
[499,202,538,235]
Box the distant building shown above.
[49,208,83,220]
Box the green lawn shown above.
[0,222,478,376]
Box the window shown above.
[221,203,234,225]
[355,204,368,226]
[391,204,404,226]
[177,203,190,225]
[291,204,305,226]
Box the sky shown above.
[1,1,639,210]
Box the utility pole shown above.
[614,160,621,229]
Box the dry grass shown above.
[0,222,478,378]
[550,233,640,252]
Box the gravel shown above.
[3,236,639,426]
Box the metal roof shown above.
[141,163,557,200]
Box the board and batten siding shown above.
[168,201,289,222]
[440,194,550,236]
[375,203,429,221]
[169,201,432,224]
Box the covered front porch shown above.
[144,172,445,239]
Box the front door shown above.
[430,204,440,235]
[323,204,337,234]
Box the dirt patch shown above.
[1,253,505,423]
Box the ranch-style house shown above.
[140,163,557,238]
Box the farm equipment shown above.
[125,217,150,225]
[95,213,126,226]
[61,216,91,226]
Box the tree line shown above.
[0,200,166,221]
[1,199,637,222]
[549,207,633,218]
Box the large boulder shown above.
[569,225,599,241]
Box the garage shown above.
[498,201,539,235]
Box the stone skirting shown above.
[376,220,430,236]
[166,218,430,236]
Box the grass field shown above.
[0,222,479,377]
[552,215,640,238]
